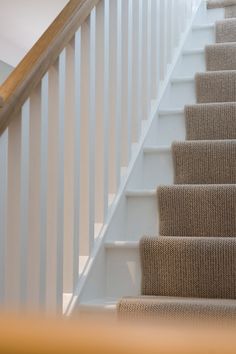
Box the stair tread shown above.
[80,296,236,313]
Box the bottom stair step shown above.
[118,297,236,321]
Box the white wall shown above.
[0,0,69,66]
[0,60,13,84]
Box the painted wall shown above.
[0,0,69,66]
[0,60,13,84]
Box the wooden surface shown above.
[0,314,235,354]
[0,0,99,134]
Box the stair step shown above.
[174,48,205,77]
[105,241,139,249]
[158,184,236,237]
[145,110,185,145]
[140,236,236,299]
[126,190,156,197]
[196,70,236,103]
[125,190,158,241]
[173,140,236,184]
[118,296,236,320]
[159,109,184,116]
[79,298,117,313]
[161,77,195,109]
[185,23,215,49]
[206,43,236,71]
[185,102,236,140]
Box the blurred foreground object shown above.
[0,313,236,354]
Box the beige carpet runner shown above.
[208,1,236,18]
[118,2,236,320]
[185,103,236,140]
[172,140,236,184]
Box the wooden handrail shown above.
[0,0,99,134]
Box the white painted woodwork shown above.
[0,0,221,315]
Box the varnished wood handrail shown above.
[0,0,99,134]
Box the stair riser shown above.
[142,151,173,189]
[185,27,215,49]
[194,7,224,24]
[106,247,141,298]
[126,195,158,241]
[145,112,186,146]
[161,81,196,110]
[174,52,205,77]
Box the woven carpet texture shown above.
[118,3,236,319]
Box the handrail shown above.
[0,0,99,134]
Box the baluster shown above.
[167,0,173,63]
[95,0,105,231]
[0,130,8,304]
[56,50,66,311]
[89,8,96,253]
[64,38,76,297]
[156,0,161,93]
[146,0,152,115]
[24,84,43,311]
[137,0,143,137]
[141,1,148,121]
[131,0,140,142]
[39,75,48,310]
[127,0,133,162]
[20,100,30,306]
[103,0,110,219]
[46,61,59,312]
[158,1,166,81]
[6,112,22,309]
[116,0,122,189]
[73,29,82,289]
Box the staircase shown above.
[78,2,236,319]
[1,0,236,319]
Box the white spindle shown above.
[103,0,110,219]
[7,113,22,308]
[157,0,161,93]
[20,100,30,305]
[116,0,122,190]
[146,0,152,114]
[46,61,60,312]
[137,0,143,137]
[127,0,133,162]
[89,8,96,252]
[73,29,82,288]
[39,75,49,308]
[64,38,76,294]
[0,130,8,303]
[56,50,66,311]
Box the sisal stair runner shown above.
[206,43,236,71]
[117,2,236,321]
[185,103,236,140]
[172,140,236,184]
[207,1,236,18]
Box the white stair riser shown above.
[126,195,158,241]
[106,247,141,297]
[161,80,196,110]
[145,112,186,146]
[185,27,215,49]
[194,7,224,24]
[142,150,173,189]
[174,51,205,77]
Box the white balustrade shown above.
[0,0,201,313]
